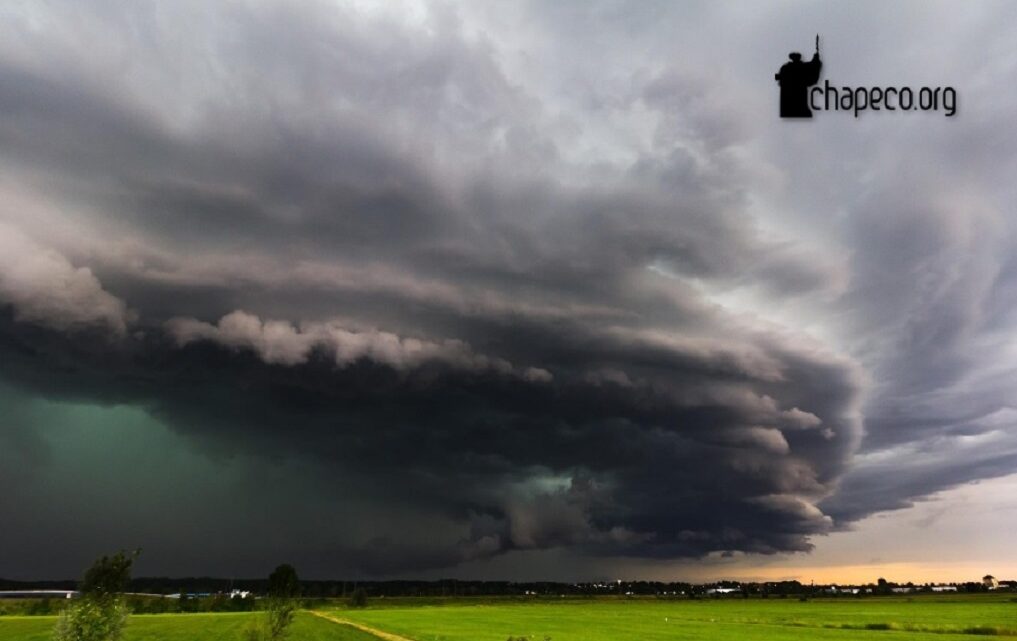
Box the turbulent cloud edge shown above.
[166,310,554,381]
[0,224,131,335]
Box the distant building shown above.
[930,585,957,593]
[0,590,76,599]
[823,585,861,595]
[983,575,999,589]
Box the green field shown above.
[0,611,377,641]
[335,595,1017,641]
[2,595,1016,641]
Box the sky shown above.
[2,0,1017,583]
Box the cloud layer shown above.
[1,1,1016,577]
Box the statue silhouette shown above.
[775,44,822,118]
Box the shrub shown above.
[53,596,128,641]
[265,599,297,641]
[242,620,263,641]
[53,550,138,641]
[962,626,1000,636]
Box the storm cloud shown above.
[1,1,1016,578]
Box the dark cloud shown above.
[1,0,1016,578]
[0,297,861,573]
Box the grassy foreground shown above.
[0,611,378,641]
[335,595,1017,641]
[2,595,1015,641]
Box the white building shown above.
[705,588,740,595]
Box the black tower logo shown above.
[775,35,823,118]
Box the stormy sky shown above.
[2,1,1017,581]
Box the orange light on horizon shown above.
[696,561,1017,585]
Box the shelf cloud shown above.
[1,1,1016,578]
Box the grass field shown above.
[1,595,1015,640]
[335,595,1017,641]
[0,611,378,641]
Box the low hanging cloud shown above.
[0,232,863,572]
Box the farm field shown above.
[0,611,378,641]
[1,595,1015,641]
[334,595,1017,641]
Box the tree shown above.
[875,577,890,595]
[267,565,300,599]
[54,550,139,641]
[248,565,300,641]
[80,552,136,596]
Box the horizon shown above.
[2,573,1012,588]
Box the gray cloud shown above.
[0,223,130,335]
[0,0,1015,578]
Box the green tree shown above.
[875,577,890,595]
[80,552,136,596]
[54,550,139,641]
[248,564,300,641]
[267,564,300,640]
[267,565,300,599]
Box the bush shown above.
[265,600,297,641]
[242,620,264,641]
[962,626,1000,636]
[53,597,128,641]
[241,599,297,641]
[54,550,137,641]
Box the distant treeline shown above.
[0,593,258,617]
[3,578,724,597]
[3,577,1013,599]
